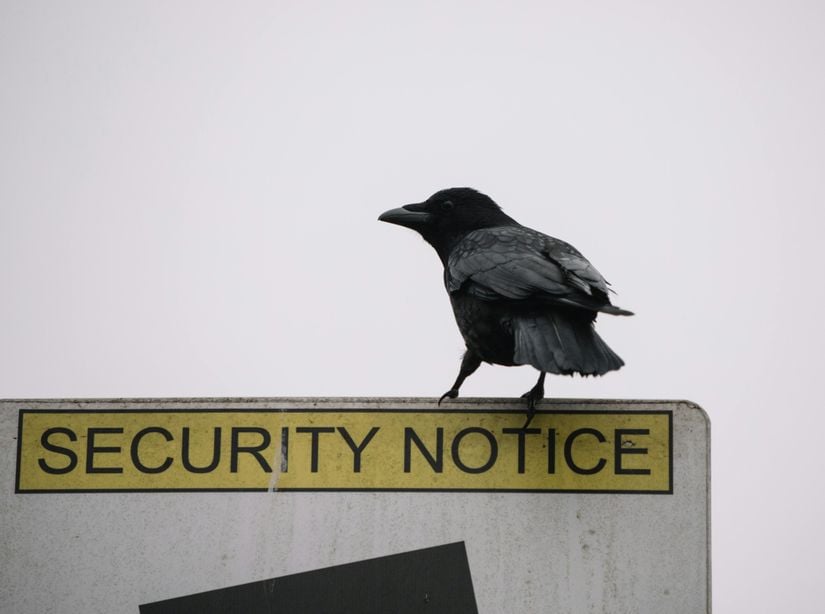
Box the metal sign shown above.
[2,398,710,613]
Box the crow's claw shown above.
[520,390,537,403]
[520,388,543,408]
[521,407,536,429]
[438,389,459,406]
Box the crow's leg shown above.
[520,371,546,428]
[438,349,482,405]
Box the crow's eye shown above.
[440,200,454,212]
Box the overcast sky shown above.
[2,1,824,611]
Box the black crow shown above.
[379,187,633,425]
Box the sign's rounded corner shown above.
[678,400,710,428]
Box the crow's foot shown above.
[521,405,537,429]
[520,385,544,408]
[438,389,459,406]
[520,372,546,428]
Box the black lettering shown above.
[38,427,78,474]
[404,427,443,473]
[130,427,174,474]
[548,428,557,474]
[181,427,222,473]
[502,427,540,473]
[564,428,607,475]
[295,427,335,473]
[230,427,272,473]
[614,429,651,475]
[86,427,124,474]
[337,427,380,473]
[452,427,498,474]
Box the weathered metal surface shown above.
[1,397,710,613]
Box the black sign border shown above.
[15,407,673,495]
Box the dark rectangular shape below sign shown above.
[139,541,478,614]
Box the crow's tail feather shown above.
[513,313,624,376]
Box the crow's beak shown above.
[378,205,431,229]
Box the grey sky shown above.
[2,1,824,611]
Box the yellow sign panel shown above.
[16,409,672,493]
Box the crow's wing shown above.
[445,226,630,314]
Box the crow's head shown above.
[379,187,516,260]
